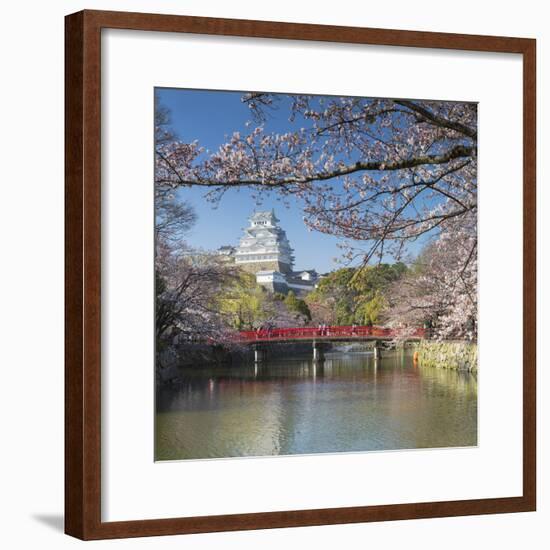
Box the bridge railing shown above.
[237,325,425,342]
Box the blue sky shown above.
[156,88,427,273]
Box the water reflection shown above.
[155,350,477,460]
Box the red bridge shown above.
[237,325,425,344]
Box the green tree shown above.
[217,272,266,330]
[306,264,407,325]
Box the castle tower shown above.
[234,210,294,275]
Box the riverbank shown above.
[157,343,239,384]
[156,341,320,384]
[415,340,477,372]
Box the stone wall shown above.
[258,281,290,294]
[237,260,292,275]
[156,341,318,385]
[156,343,250,384]
[416,340,478,372]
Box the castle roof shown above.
[249,209,279,224]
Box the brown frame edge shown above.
[65,9,536,540]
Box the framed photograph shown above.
[65,10,536,539]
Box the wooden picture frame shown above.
[65,9,536,540]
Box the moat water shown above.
[155,350,477,461]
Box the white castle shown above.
[219,210,319,294]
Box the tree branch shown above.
[395,100,477,139]
[156,144,475,188]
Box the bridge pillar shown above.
[254,346,267,363]
[373,341,382,360]
[312,341,325,362]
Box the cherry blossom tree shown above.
[155,241,240,344]
[384,215,477,340]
